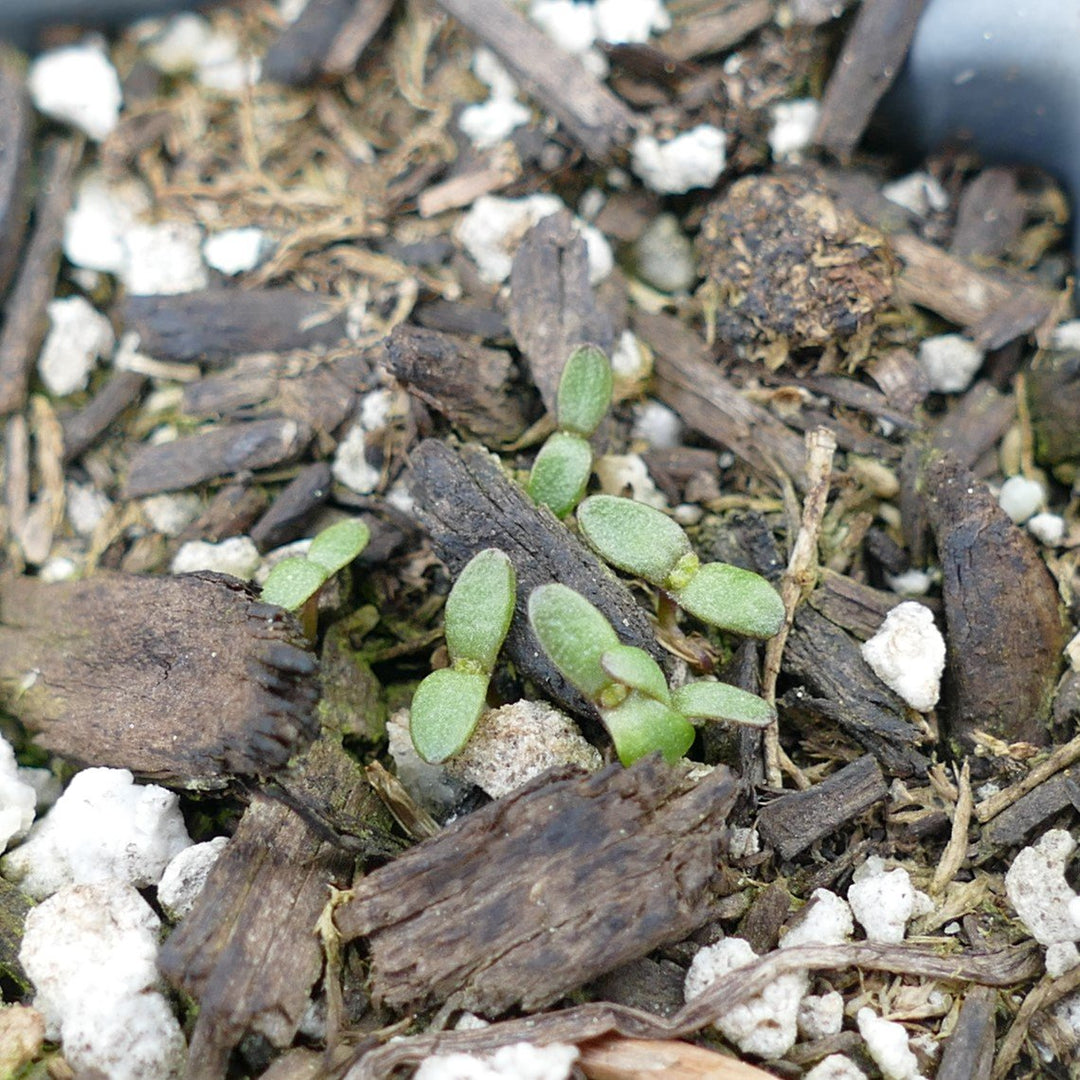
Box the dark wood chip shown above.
[61,369,149,462]
[807,570,908,642]
[0,136,81,417]
[119,288,348,365]
[508,210,614,415]
[409,438,667,719]
[159,737,375,1078]
[173,483,269,546]
[262,0,357,86]
[782,605,931,777]
[757,753,888,860]
[814,0,927,161]
[250,462,333,551]
[124,417,312,498]
[980,772,1080,851]
[0,571,319,787]
[0,47,32,303]
[935,984,997,1080]
[435,0,634,161]
[920,453,1066,750]
[951,168,1025,260]
[385,324,532,444]
[334,757,741,1014]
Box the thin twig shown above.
[975,731,1080,822]
[992,964,1080,1080]
[931,759,972,895]
[761,427,837,788]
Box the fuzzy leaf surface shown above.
[601,644,671,704]
[601,692,695,765]
[260,557,328,611]
[527,432,593,519]
[671,680,776,727]
[444,548,516,671]
[528,583,620,700]
[410,668,489,763]
[556,345,613,436]
[577,496,691,584]
[673,562,786,638]
[306,519,371,576]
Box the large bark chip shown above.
[335,757,740,1015]
[0,571,319,787]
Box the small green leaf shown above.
[528,583,620,701]
[444,548,516,672]
[600,644,671,704]
[577,496,692,584]
[409,668,489,763]
[602,691,695,765]
[260,557,328,611]
[671,562,786,638]
[556,345,613,437]
[306,519,370,576]
[671,680,776,727]
[528,432,593,518]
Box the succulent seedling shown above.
[260,518,371,637]
[527,344,614,518]
[576,495,786,639]
[528,583,775,765]
[409,548,516,763]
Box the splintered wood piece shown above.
[159,738,370,1079]
[757,754,887,860]
[892,233,1057,350]
[61,369,148,462]
[808,571,907,642]
[436,0,634,160]
[385,324,532,444]
[936,984,997,1080]
[814,0,926,161]
[123,417,312,497]
[0,47,31,302]
[335,758,740,1015]
[920,453,1066,750]
[119,288,347,365]
[782,605,931,777]
[409,438,667,718]
[636,311,808,490]
[658,0,773,62]
[0,136,81,417]
[0,571,319,786]
[982,773,1080,850]
[509,210,614,415]
[579,1036,777,1080]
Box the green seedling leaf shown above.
[260,557,328,611]
[528,583,620,700]
[528,432,593,518]
[672,561,786,639]
[672,680,776,728]
[409,668,489,763]
[577,495,693,585]
[444,548,516,672]
[600,644,671,704]
[556,345,614,437]
[602,691,695,765]
[306,519,371,576]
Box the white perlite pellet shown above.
[861,602,946,712]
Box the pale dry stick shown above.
[579,1035,776,1079]
[975,730,1080,822]
[761,427,837,788]
[992,963,1080,1080]
[931,759,972,895]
